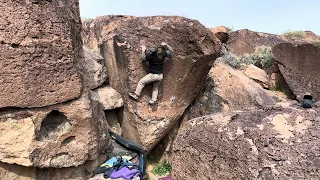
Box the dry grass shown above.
[284,30,307,39]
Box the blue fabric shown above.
[101,156,131,167]
[103,158,140,179]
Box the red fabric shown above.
[159,174,172,180]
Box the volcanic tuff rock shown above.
[243,64,269,88]
[281,31,320,43]
[77,46,108,89]
[0,0,83,108]
[0,157,105,180]
[0,1,127,180]
[91,86,124,110]
[172,103,320,179]
[210,26,229,43]
[0,91,110,168]
[272,42,320,101]
[81,15,134,53]
[227,29,284,56]
[182,61,277,122]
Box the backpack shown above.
[91,131,146,179]
[302,95,313,108]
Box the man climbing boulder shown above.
[82,16,221,150]
[129,42,174,105]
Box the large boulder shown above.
[0,1,125,179]
[76,47,108,89]
[91,86,124,110]
[0,91,110,168]
[82,16,221,149]
[272,42,320,101]
[0,0,83,108]
[172,103,320,179]
[227,29,284,56]
[243,64,269,88]
[182,61,277,121]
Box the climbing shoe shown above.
[129,92,138,100]
[149,99,156,105]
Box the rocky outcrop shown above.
[281,31,320,43]
[182,62,277,122]
[227,29,319,57]
[172,103,320,179]
[272,42,320,101]
[227,29,284,56]
[82,16,221,149]
[243,64,269,88]
[91,86,124,110]
[0,157,105,180]
[77,47,108,89]
[210,26,229,43]
[0,1,119,179]
[81,15,134,53]
[0,91,110,168]
[304,31,320,41]
[0,0,83,108]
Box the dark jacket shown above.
[142,50,171,74]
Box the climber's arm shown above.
[161,42,174,59]
[141,45,147,63]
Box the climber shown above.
[129,42,174,105]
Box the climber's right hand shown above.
[141,45,146,51]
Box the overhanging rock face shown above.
[0,0,83,108]
[85,16,221,150]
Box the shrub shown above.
[216,44,241,69]
[218,46,275,70]
[270,83,295,99]
[151,159,172,177]
[217,53,241,69]
[225,26,233,32]
[81,16,92,22]
[238,46,275,70]
[313,38,320,43]
[284,30,307,39]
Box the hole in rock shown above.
[36,110,71,141]
[11,43,20,48]
[61,136,76,146]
